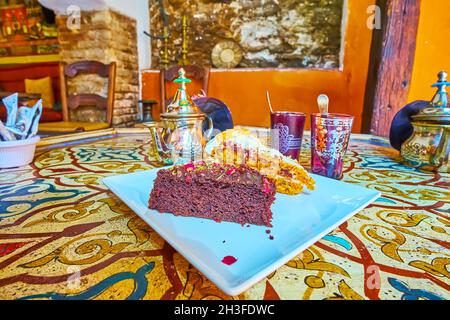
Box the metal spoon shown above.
[317,94,329,115]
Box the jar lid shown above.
[161,68,205,119]
[412,113,450,123]
[412,71,450,123]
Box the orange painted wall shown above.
[408,0,450,103]
[142,0,375,132]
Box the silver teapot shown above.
[401,71,450,172]
[147,68,213,165]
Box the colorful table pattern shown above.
[0,132,449,300]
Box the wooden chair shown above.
[39,60,116,133]
[160,65,210,113]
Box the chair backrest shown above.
[160,65,210,113]
[60,60,116,126]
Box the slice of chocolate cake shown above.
[148,161,276,227]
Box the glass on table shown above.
[270,111,306,161]
[310,113,354,180]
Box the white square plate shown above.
[103,168,380,296]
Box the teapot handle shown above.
[204,116,214,141]
[432,127,450,170]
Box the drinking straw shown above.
[266,91,274,113]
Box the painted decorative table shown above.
[0,128,448,300]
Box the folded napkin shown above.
[0,93,43,142]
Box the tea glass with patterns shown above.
[310,113,354,180]
[270,111,306,161]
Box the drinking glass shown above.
[270,111,306,160]
[310,113,354,180]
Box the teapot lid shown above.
[161,68,205,119]
[412,71,450,123]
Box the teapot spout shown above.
[145,122,174,165]
[432,127,450,172]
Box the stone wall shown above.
[56,9,139,127]
[150,0,344,69]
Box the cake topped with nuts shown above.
[149,161,276,227]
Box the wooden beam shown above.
[363,0,421,137]
[361,0,388,134]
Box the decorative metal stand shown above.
[178,15,190,66]
[144,0,171,68]
[161,26,170,68]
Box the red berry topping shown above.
[184,163,196,172]
[263,178,272,194]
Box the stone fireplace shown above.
[55,9,139,127]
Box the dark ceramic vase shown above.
[193,97,234,138]
[389,100,429,151]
